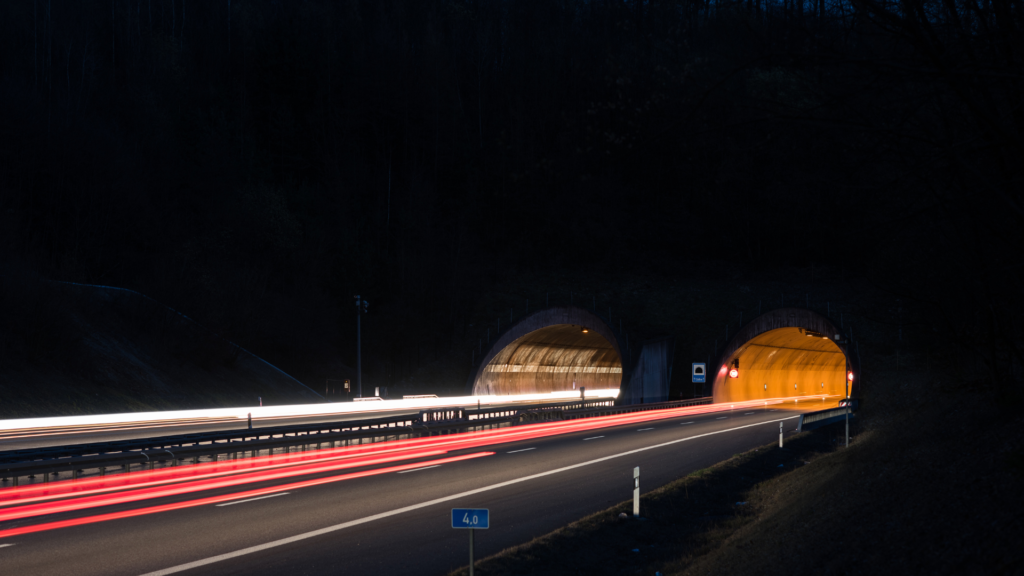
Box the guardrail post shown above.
[845,404,850,447]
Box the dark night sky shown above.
[0,0,1020,396]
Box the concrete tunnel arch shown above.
[711,308,853,404]
[470,306,625,396]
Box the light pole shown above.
[355,295,368,398]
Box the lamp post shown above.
[355,295,368,398]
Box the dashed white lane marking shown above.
[397,465,440,474]
[216,493,290,507]
[507,448,536,453]
[0,543,15,548]
[637,428,654,432]
[680,422,694,425]
[583,436,604,441]
[716,417,728,420]
[745,412,755,415]
[140,415,800,576]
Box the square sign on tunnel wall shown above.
[692,363,706,383]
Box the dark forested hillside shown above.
[0,0,1020,398]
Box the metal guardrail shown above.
[0,397,712,486]
[797,405,856,432]
[520,397,711,421]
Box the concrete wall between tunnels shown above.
[712,308,850,404]
[471,307,624,396]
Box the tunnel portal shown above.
[712,309,850,404]
[471,308,623,396]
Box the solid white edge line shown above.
[215,493,290,507]
[583,436,604,440]
[396,465,441,474]
[507,448,536,453]
[139,415,800,576]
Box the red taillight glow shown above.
[0,448,451,523]
[847,371,854,381]
[0,452,495,540]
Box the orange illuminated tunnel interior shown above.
[713,327,848,403]
[473,324,622,395]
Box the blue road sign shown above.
[452,508,490,529]
[692,363,706,383]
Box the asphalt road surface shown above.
[0,402,828,576]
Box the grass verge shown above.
[447,427,846,576]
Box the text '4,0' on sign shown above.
[451,508,490,529]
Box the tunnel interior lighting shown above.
[580,326,589,333]
[729,368,739,379]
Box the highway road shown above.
[0,400,835,576]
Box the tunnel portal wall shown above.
[622,337,675,404]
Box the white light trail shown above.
[0,390,621,433]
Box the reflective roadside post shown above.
[633,467,640,517]
[452,508,489,576]
[779,422,783,448]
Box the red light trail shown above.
[0,395,837,539]
[0,452,495,539]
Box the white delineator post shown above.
[633,466,640,517]
[779,422,784,448]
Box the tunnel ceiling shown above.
[473,324,622,395]
[714,327,848,403]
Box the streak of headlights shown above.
[0,390,622,435]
